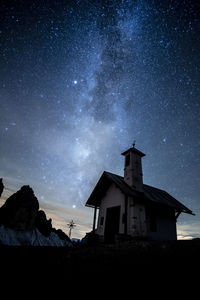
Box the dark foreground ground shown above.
[0,239,200,291]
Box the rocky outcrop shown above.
[35,210,53,236]
[35,210,71,243]
[0,185,39,231]
[0,183,72,246]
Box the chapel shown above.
[85,144,194,243]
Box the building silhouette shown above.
[86,144,194,243]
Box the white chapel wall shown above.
[96,184,125,236]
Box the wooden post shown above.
[93,206,97,231]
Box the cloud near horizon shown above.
[177,221,200,240]
[40,200,93,239]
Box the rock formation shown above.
[35,210,52,236]
[0,183,71,244]
[0,185,39,231]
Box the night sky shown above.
[0,0,200,239]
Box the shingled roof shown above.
[85,171,194,215]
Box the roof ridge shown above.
[104,171,123,179]
[143,183,166,193]
[86,171,193,214]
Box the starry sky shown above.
[0,0,200,239]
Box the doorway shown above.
[104,206,121,243]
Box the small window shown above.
[125,154,130,166]
[100,216,104,226]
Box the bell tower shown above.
[121,143,145,192]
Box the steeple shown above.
[121,143,145,192]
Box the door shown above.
[104,206,121,243]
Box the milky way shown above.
[0,0,200,238]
